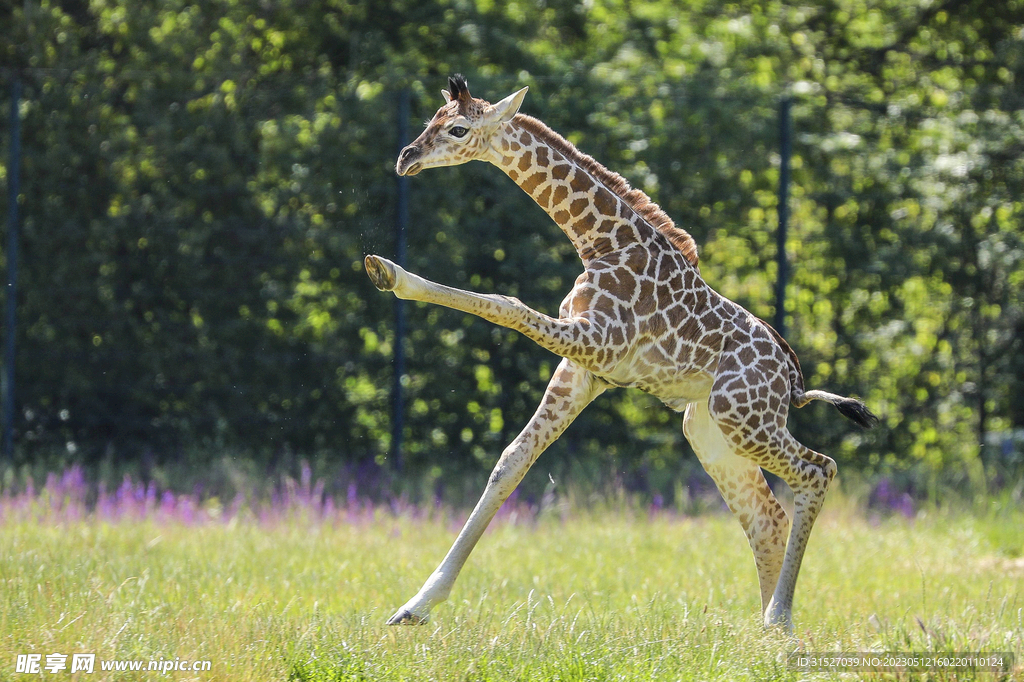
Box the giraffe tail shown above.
[754,315,879,429]
[793,390,879,429]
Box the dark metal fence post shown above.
[391,87,410,472]
[773,96,791,338]
[3,76,22,461]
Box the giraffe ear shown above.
[486,86,528,123]
[441,89,453,103]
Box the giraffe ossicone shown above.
[370,75,877,631]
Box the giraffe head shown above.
[396,75,528,176]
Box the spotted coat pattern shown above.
[368,76,875,631]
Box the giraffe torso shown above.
[558,245,782,411]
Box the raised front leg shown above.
[365,255,619,368]
[387,358,605,625]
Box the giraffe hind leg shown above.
[706,336,838,633]
[683,401,790,617]
[758,435,835,631]
[707,397,835,632]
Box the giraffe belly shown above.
[593,350,714,411]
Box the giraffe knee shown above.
[823,456,837,485]
[790,454,836,494]
[488,441,529,488]
[488,458,515,487]
[808,453,837,488]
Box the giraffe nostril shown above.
[399,145,421,163]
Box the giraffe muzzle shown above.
[396,145,423,176]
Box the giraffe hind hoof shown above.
[365,255,397,292]
[386,609,429,626]
[763,599,794,634]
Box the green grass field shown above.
[2,499,1022,681]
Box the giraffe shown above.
[364,75,877,631]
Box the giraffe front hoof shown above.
[365,255,398,292]
[386,608,429,626]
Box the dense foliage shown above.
[1,0,1022,498]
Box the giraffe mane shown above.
[512,114,699,266]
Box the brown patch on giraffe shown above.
[513,114,700,266]
[753,339,774,357]
[596,271,620,294]
[551,164,571,181]
[570,172,594,194]
[536,146,549,167]
[712,394,732,417]
[609,222,632,242]
[551,185,569,206]
[570,213,596,238]
[624,247,646,271]
[634,278,651,301]
[602,270,631,299]
[553,209,570,223]
[676,315,702,343]
[594,187,616,216]
[517,151,533,173]
[648,312,669,336]
[579,237,615,262]
[644,258,659,278]
[569,198,589,217]
[521,171,547,194]
[634,295,655,318]
[609,327,625,346]
[567,287,595,314]
[537,186,552,209]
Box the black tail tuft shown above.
[834,398,879,429]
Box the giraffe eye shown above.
[449,126,469,138]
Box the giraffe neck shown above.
[489,116,652,263]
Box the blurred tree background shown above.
[1,0,1022,503]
